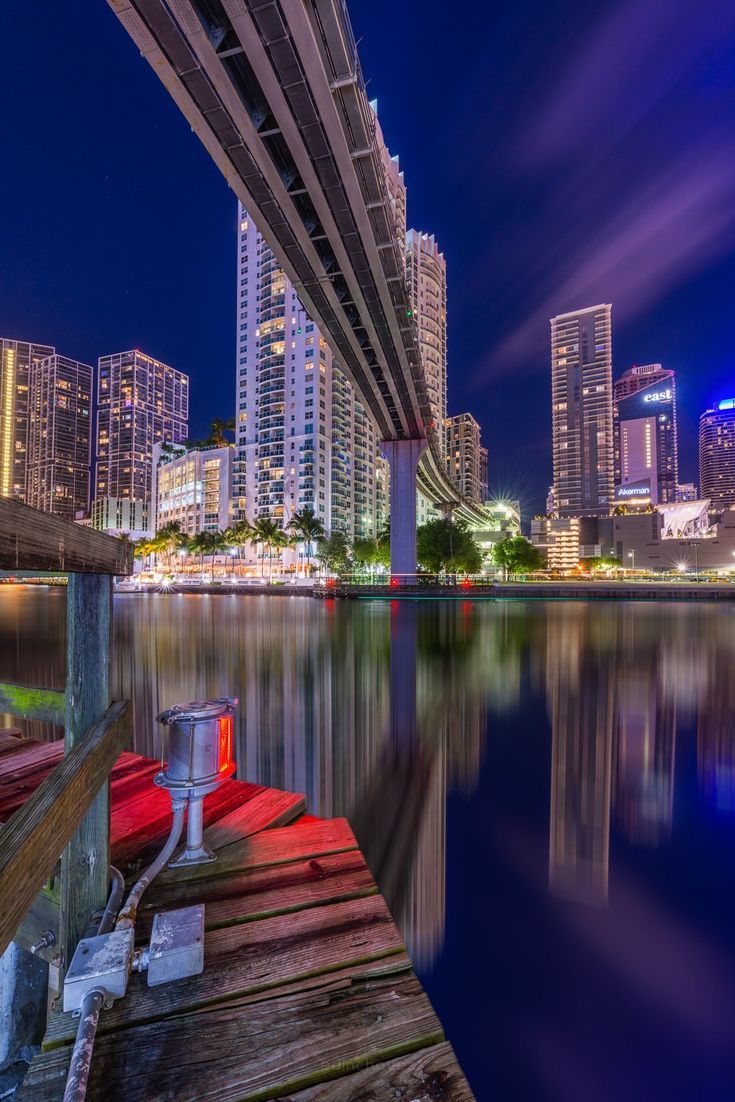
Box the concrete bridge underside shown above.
[109,0,488,573]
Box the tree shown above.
[155,520,185,572]
[227,519,254,576]
[316,531,351,575]
[416,518,483,575]
[491,536,545,578]
[206,417,235,447]
[187,531,217,580]
[287,506,325,575]
[252,516,284,582]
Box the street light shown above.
[628,550,635,573]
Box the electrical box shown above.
[147,904,205,987]
[63,927,134,1013]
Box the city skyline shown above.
[2,2,734,515]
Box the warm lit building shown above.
[699,399,735,509]
[479,446,489,502]
[530,515,581,571]
[94,349,189,533]
[613,364,678,506]
[26,354,92,519]
[152,442,234,536]
[445,412,485,503]
[406,229,447,450]
[235,204,383,539]
[0,337,55,502]
[551,304,614,517]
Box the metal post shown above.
[59,573,112,978]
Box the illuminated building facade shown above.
[0,338,55,502]
[530,515,581,570]
[406,229,447,450]
[94,349,189,533]
[153,442,234,536]
[27,354,93,519]
[551,304,614,517]
[699,399,735,509]
[235,204,382,538]
[445,412,485,503]
[613,364,678,506]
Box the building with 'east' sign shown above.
[613,365,678,507]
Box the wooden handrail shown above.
[0,681,65,725]
[0,497,133,575]
[0,700,130,957]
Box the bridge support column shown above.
[380,438,427,582]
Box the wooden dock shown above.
[0,732,474,1101]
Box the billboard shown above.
[615,479,651,502]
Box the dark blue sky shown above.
[2,0,734,513]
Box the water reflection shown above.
[2,589,735,971]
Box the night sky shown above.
[2,0,735,515]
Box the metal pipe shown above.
[62,864,125,1102]
[63,812,185,1101]
[97,867,124,935]
[62,989,104,1102]
[115,800,186,929]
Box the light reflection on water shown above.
[2,588,735,1098]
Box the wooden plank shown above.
[0,741,64,786]
[136,850,378,936]
[203,787,306,850]
[0,700,129,958]
[60,573,113,974]
[0,682,65,725]
[270,1041,475,1102]
[154,816,359,884]
[28,973,443,1102]
[0,497,133,575]
[0,729,24,754]
[111,779,265,870]
[46,893,405,1045]
[0,752,158,823]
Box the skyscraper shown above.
[406,230,447,448]
[613,364,678,506]
[235,204,383,538]
[94,350,188,533]
[699,399,735,509]
[0,337,55,501]
[551,304,614,517]
[445,412,485,503]
[27,354,93,518]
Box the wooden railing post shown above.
[59,573,113,974]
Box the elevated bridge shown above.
[109,0,488,572]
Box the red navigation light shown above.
[326,577,335,588]
[217,714,234,774]
[390,577,399,587]
[462,578,472,588]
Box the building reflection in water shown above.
[3,588,735,966]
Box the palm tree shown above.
[227,519,254,577]
[252,516,283,582]
[287,507,325,576]
[206,417,235,447]
[155,520,185,572]
[208,530,229,579]
[187,531,216,581]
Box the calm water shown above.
[2,587,735,1100]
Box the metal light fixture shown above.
[155,697,237,867]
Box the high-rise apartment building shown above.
[0,338,55,501]
[445,412,485,503]
[613,364,678,506]
[235,204,382,538]
[700,399,735,509]
[406,230,447,448]
[551,304,614,517]
[94,349,189,533]
[27,354,93,519]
